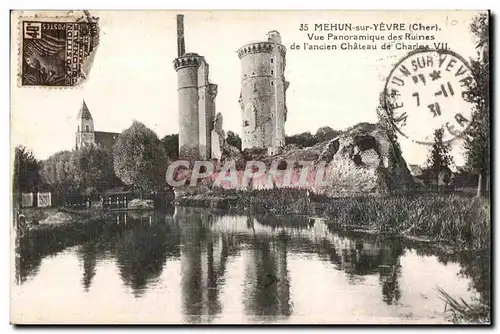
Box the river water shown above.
[11,207,488,324]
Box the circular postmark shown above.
[384,49,477,145]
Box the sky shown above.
[11,10,484,166]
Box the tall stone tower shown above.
[173,14,218,160]
[75,99,95,149]
[237,30,289,155]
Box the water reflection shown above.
[243,232,291,320]
[13,206,489,323]
[77,242,99,292]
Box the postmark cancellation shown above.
[384,48,477,145]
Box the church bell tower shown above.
[75,99,95,149]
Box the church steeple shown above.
[75,99,95,149]
[77,99,93,120]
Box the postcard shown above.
[10,10,491,325]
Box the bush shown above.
[128,199,154,210]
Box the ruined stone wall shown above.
[211,112,224,160]
[172,123,414,197]
[211,130,223,159]
[271,36,287,151]
[197,61,210,160]
[205,83,218,159]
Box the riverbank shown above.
[14,207,113,242]
[19,207,114,225]
[175,188,490,249]
[17,198,156,225]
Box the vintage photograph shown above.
[10,10,491,324]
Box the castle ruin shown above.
[173,15,218,160]
[237,31,289,155]
[173,16,289,159]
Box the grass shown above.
[320,194,490,249]
[175,188,490,248]
[436,287,490,324]
[16,207,59,222]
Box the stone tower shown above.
[237,30,289,155]
[173,15,218,160]
[75,99,95,149]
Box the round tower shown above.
[237,31,288,154]
[173,53,204,159]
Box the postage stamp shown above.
[18,13,99,87]
[384,49,477,145]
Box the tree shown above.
[425,128,454,186]
[284,127,341,149]
[13,145,41,194]
[285,131,316,148]
[462,13,490,197]
[375,91,415,191]
[452,167,478,189]
[40,150,75,193]
[226,131,242,151]
[376,91,399,145]
[70,145,116,194]
[114,121,168,196]
[161,133,179,160]
[315,126,340,143]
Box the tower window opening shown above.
[271,58,274,63]
[271,70,274,75]
[271,81,274,86]
[85,125,89,132]
[244,120,250,127]
[77,126,80,131]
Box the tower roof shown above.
[77,100,93,120]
